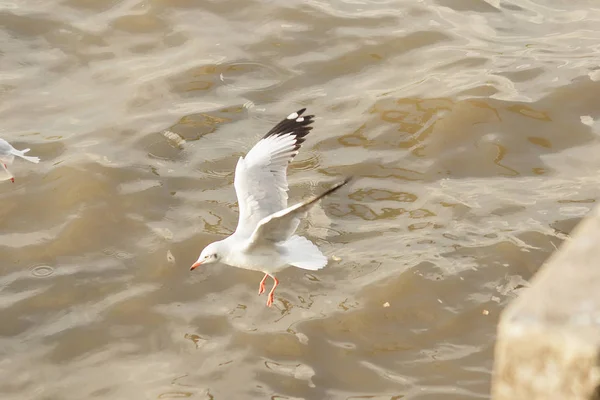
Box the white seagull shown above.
[0,138,40,183]
[190,108,351,307]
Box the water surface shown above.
[1,0,600,399]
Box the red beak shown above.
[190,261,203,271]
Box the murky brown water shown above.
[1,0,600,399]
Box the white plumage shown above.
[0,138,40,183]
[190,108,351,307]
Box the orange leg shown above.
[258,273,268,295]
[266,275,279,307]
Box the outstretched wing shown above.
[246,177,352,246]
[0,139,15,164]
[233,108,315,238]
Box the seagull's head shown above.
[190,241,223,271]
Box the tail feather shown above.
[12,148,40,164]
[284,235,328,271]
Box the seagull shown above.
[0,138,41,183]
[190,108,351,307]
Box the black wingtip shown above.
[262,108,315,141]
[340,176,354,186]
[310,176,353,205]
[330,176,353,193]
[327,176,352,190]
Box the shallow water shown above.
[1,0,600,399]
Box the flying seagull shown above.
[0,138,40,183]
[190,108,351,307]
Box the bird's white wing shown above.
[0,139,15,164]
[246,177,352,247]
[233,109,315,238]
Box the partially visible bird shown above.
[190,108,351,307]
[0,138,41,183]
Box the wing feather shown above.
[246,177,352,246]
[233,109,315,238]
